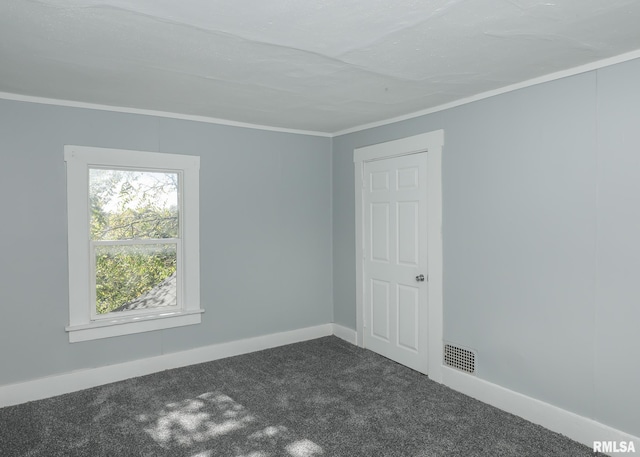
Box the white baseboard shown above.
[332,323,357,345]
[0,324,333,408]
[442,366,639,454]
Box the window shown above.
[65,146,202,342]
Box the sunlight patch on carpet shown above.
[140,392,255,446]
[286,439,324,456]
[138,391,323,456]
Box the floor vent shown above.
[444,343,476,374]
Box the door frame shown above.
[354,130,444,382]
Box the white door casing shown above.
[354,130,443,382]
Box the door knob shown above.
[416,274,425,282]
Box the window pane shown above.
[90,169,179,241]
[95,244,177,315]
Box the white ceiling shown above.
[1,0,640,134]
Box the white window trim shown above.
[64,145,202,343]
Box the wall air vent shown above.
[444,343,476,374]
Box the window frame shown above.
[65,145,202,343]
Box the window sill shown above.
[65,309,205,343]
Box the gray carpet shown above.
[0,336,597,456]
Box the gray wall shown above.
[0,100,332,385]
[332,58,640,437]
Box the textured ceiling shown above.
[1,0,640,133]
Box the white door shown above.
[363,153,428,373]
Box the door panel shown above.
[371,203,390,262]
[371,279,390,341]
[397,201,419,265]
[371,170,390,191]
[397,166,419,190]
[363,153,428,373]
[397,284,419,351]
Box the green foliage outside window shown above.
[95,244,176,314]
